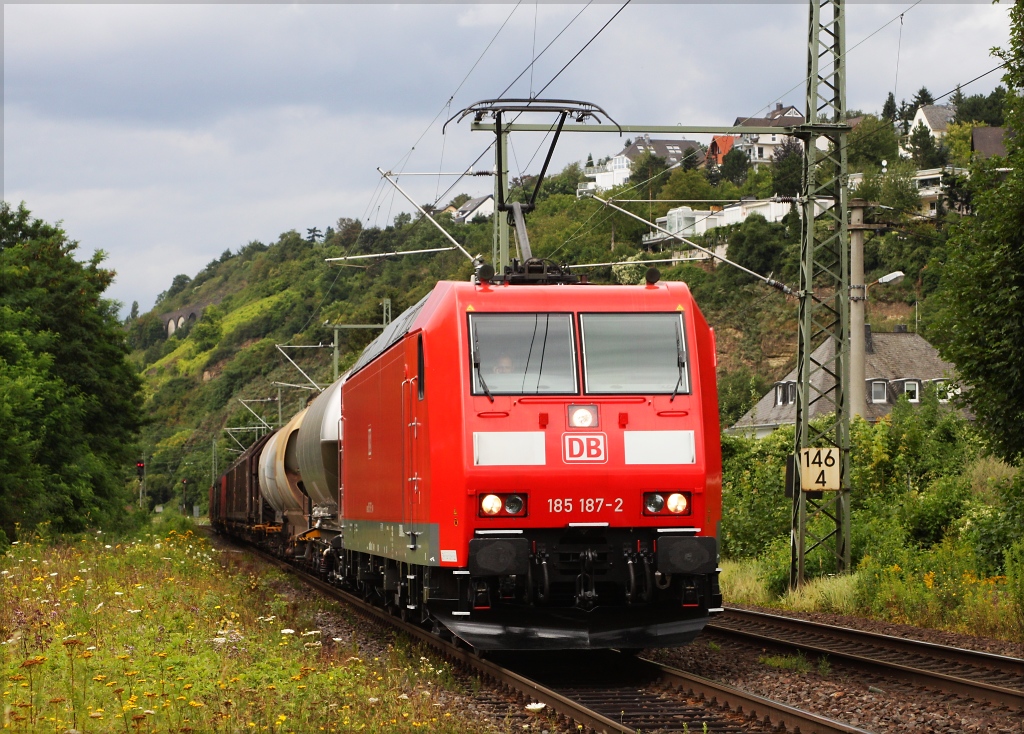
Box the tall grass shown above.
[0,518,493,732]
[721,553,1022,643]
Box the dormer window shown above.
[776,384,787,406]
[904,381,920,402]
[775,381,797,406]
[871,381,888,403]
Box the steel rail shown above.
[216,534,874,733]
[710,608,1024,709]
[645,660,874,734]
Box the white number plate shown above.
[799,447,840,490]
[547,497,624,513]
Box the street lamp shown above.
[874,270,905,288]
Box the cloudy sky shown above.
[3,2,1010,316]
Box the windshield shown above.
[469,313,577,395]
[581,313,689,395]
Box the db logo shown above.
[562,433,607,463]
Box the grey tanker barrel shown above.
[257,408,308,515]
[294,377,345,516]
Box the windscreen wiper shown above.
[473,329,494,403]
[670,325,686,402]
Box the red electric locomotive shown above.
[212,267,723,651]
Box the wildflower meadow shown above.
[1,517,490,733]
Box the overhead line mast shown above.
[791,0,851,588]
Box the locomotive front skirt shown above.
[211,278,723,650]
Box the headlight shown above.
[666,492,690,514]
[644,493,665,514]
[480,494,503,515]
[478,493,528,517]
[568,405,598,428]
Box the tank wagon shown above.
[212,272,723,650]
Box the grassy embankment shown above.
[721,557,1023,642]
[1,517,494,733]
[717,398,1024,643]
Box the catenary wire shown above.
[429,2,596,210]
[533,1,631,99]
[893,13,905,113]
[430,0,618,211]
[732,0,924,130]
[366,3,523,221]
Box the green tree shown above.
[156,274,192,308]
[847,114,900,172]
[189,306,223,351]
[658,168,715,203]
[0,202,144,539]
[720,148,750,185]
[882,91,897,122]
[907,121,948,168]
[628,151,670,199]
[127,312,167,351]
[718,366,771,426]
[954,86,1006,126]
[943,121,978,168]
[852,160,922,218]
[912,86,935,109]
[540,162,585,198]
[895,98,919,134]
[770,137,803,195]
[932,4,1024,464]
[725,214,790,282]
[680,144,704,172]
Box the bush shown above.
[1005,538,1024,636]
[719,428,793,558]
[900,474,971,547]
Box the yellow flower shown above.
[923,571,935,589]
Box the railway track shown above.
[230,537,871,733]
[707,608,1024,710]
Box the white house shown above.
[732,103,804,169]
[453,194,494,224]
[909,104,957,139]
[641,197,798,255]
[581,135,703,193]
[848,166,968,218]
